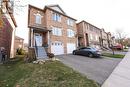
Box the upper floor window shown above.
[52,12,61,22]
[67,29,75,37]
[35,13,42,24]
[67,19,74,26]
[52,27,62,36]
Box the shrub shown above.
[47,53,54,58]
[17,48,25,55]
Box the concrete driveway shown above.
[57,55,122,85]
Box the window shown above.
[67,29,75,37]
[35,13,42,24]
[52,27,62,36]
[52,12,61,22]
[90,34,93,40]
[95,35,98,41]
[67,19,74,26]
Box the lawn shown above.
[0,56,99,87]
[102,53,125,58]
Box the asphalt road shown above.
[57,55,122,85]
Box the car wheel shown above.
[73,51,76,55]
[88,53,93,57]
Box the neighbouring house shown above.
[0,0,17,59]
[23,43,28,52]
[14,36,24,55]
[100,29,109,48]
[77,20,101,49]
[28,4,77,59]
[107,32,115,48]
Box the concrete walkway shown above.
[102,48,130,87]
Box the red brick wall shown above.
[0,17,13,58]
[28,6,77,54]
[28,6,46,27]
[45,9,77,53]
[77,21,101,47]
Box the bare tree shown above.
[115,29,127,49]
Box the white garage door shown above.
[67,43,76,54]
[51,41,64,55]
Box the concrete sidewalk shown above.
[102,48,130,87]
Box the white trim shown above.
[10,28,16,58]
[1,5,16,58]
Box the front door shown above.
[35,33,42,46]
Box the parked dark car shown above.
[73,47,101,57]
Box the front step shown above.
[35,46,48,60]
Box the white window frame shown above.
[95,35,98,41]
[67,29,75,37]
[67,19,74,26]
[52,27,62,36]
[90,34,93,40]
[34,13,42,24]
[52,12,61,22]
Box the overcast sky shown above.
[14,0,130,43]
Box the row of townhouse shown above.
[0,0,17,59]
[28,4,115,58]
[77,21,115,49]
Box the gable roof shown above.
[44,5,77,21]
[45,4,66,15]
[28,4,77,21]
[77,20,101,31]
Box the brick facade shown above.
[0,0,17,58]
[77,21,101,49]
[0,17,13,58]
[14,36,24,55]
[100,29,109,48]
[28,5,77,54]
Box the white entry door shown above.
[51,41,64,55]
[67,43,76,54]
[35,34,42,46]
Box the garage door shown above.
[51,41,64,55]
[67,43,76,54]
